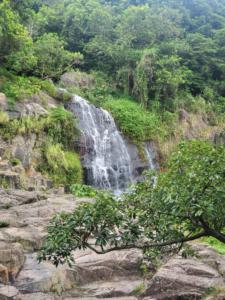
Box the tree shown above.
[6,33,83,78]
[38,141,225,266]
[0,0,31,62]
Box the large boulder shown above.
[0,242,25,280]
[11,135,37,170]
[60,72,94,89]
[15,253,74,294]
[70,248,143,285]
[141,255,224,300]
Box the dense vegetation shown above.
[0,0,224,258]
[39,141,225,265]
[1,0,225,111]
[0,0,225,153]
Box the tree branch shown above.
[84,231,207,254]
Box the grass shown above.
[203,286,225,299]
[70,184,98,197]
[0,221,9,228]
[0,69,56,106]
[201,237,225,255]
[38,143,83,186]
[103,97,167,144]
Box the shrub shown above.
[0,110,9,125]
[39,143,83,186]
[70,184,98,197]
[0,69,56,103]
[45,106,79,148]
[104,98,167,144]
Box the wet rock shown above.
[141,256,224,300]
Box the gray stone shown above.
[60,72,94,89]
[0,242,25,279]
[20,293,57,300]
[70,248,143,285]
[141,256,224,300]
[11,135,37,169]
[0,94,8,111]
[71,279,144,298]
[0,285,19,300]
[15,253,74,294]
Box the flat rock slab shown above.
[20,293,57,300]
[62,297,137,300]
[65,279,144,298]
[71,249,143,284]
[0,285,19,300]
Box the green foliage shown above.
[45,106,79,149]
[0,70,56,103]
[39,143,83,186]
[0,110,9,125]
[0,0,31,61]
[104,98,167,143]
[0,221,9,228]
[38,141,225,266]
[10,157,21,166]
[201,237,225,255]
[70,184,98,198]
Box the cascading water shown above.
[67,94,156,191]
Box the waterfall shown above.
[67,94,156,191]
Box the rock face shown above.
[60,71,94,89]
[141,252,225,300]
[0,242,25,279]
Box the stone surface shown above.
[141,255,224,300]
[15,253,74,294]
[0,285,19,300]
[20,293,57,300]
[60,72,94,89]
[0,242,25,279]
[0,172,21,189]
[71,248,143,285]
[11,135,37,170]
[1,188,225,300]
[0,93,8,111]
[66,279,144,298]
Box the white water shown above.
[68,94,156,191]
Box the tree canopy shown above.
[1,0,225,110]
[38,141,225,266]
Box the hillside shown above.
[0,0,225,299]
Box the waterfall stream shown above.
[67,94,156,192]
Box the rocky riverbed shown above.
[0,188,224,300]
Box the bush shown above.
[39,143,83,186]
[0,69,56,103]
[0,111,9,125]
[104,98,166,144]
[70,184,98,197]
[45,106,79,148]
